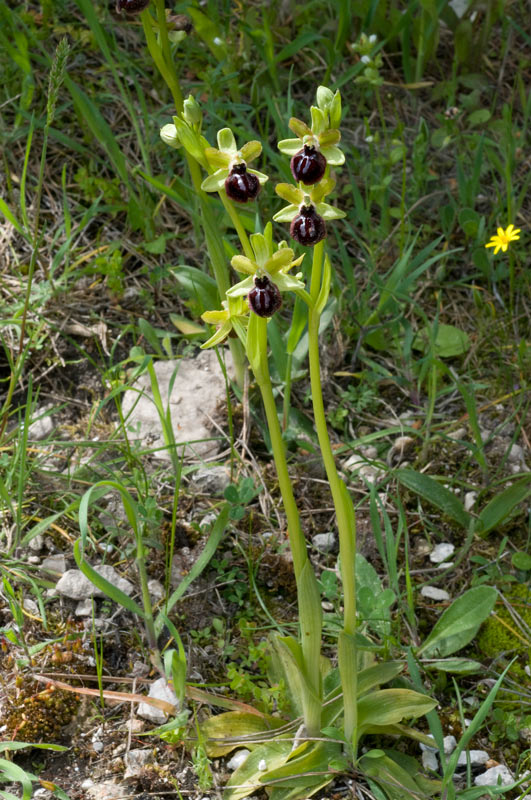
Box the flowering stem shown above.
[248,313,322,736]
[218,193,254,261]
[308,241,358,748]
[140,6,246,387]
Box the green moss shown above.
[477,583,531,656]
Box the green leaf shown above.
[359,752,429,800]
[412,323,471,357]
[396,469,470,530]
[475,477,531,536]
[418,586,497,658]
[468,109,491,126]
[357,689,436,734]
[424,658,483,674]
[73,539,145,618]
[512,550,531,571]
[225,740,293,800]
[200,711,286,757]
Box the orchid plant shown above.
[157,86,440,800]
[120,3,440,798]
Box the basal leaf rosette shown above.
[225,231,309,305]
[201,295,249,349]
[201,128,268,201]
[278,86,344,167]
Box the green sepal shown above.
[204,146,231,168]
[310,106,326,136]
[330,90,342,128]
[226,276,254,298]
[250,232,270,267]
[217,127,237,153]
[201,321,231,349]
[201,169,228,192]
[316,85,334,111]
[273,204,299,222]
[247,167,269,184]
[315,202,346,220]
[278,138,305,156]
[320,144,345,165]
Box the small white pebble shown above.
[429,543,455,564]
[226,750,250,771]
[464,491,477,511]
[421,586,450,602]
[448,428,467,441]
[422,749,439,772]
[443,735,457,755]
[474,765,514,787]
[258,759,267,771]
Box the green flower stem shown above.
[308,241,358,746]
[218,192,254,261]
[140,7,246,387]
[249,314,322,735]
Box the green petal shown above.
[315,202,346,220]
[319,128,341,146]
[205,146,231,168]
[310,105,326,136]
[250,233,270,268]
[217,127,237,154]
[289,117,312,138]
[276,183,303,204]
[201,170,228,192]
[272,204,299,222]
[320,145,345,165]
[265,248,295,275]
[231,255,257,275]
[278,138,304,156]
[240,140,262,163]
[316,86,334,112]
[226,276,254,297]
[201,321,231,349]
[247,168,269,185]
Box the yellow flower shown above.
[485,224,521,255]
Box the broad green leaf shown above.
[512,550,531,570]
[263,740,340,794]
[357,689,436,734]
[359,752,428,800]
[396,469,470,530]
[357,662,404,695]
[201,711,286,757]
[225,740,293,800]
[0,758,33,800]
[418,586,497,658]
[413,323,471,357]
[475,477,531,536]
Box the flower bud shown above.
[183,95,202,127]
[160,123,181,149]
[290,145,326,185]
[290,205,326,246]
[225,164,260,203]
[248,276,282,317]
[116,0,150,13]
